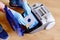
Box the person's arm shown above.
[0,1,5,12]
[0,2,5,9]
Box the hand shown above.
[0,1,5,10]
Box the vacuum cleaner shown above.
[5,0,55,36]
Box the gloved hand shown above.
[10,0,32,15]
[0,1,26,27]
[0,1,26,36]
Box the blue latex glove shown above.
[4,6,25,36]
[10,0,32,15]
[10,9,26,26]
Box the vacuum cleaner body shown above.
[9,0,55,35]
[23,3,55,33]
